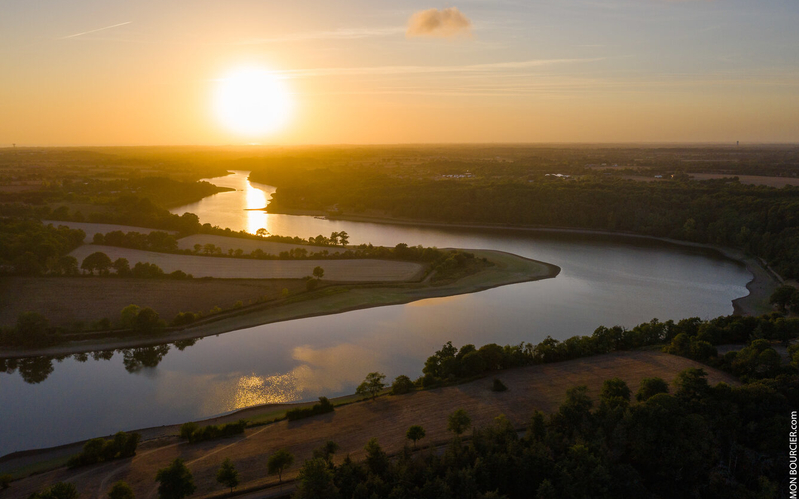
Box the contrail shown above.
[61,21,131,39]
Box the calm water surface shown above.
[0,171,751,455]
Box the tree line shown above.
[250,165,799,279]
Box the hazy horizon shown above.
[3,0,798,146]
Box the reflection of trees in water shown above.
[0,338,199,382]
[1,357,55,384]
[122,345,171,373]
[92,350,115,361]
[17,357,55,384]
[174,338,198,351]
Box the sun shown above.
[213,67,292,136]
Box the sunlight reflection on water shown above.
[227,372,301,411]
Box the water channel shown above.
[0,171,751,455]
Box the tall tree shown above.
[216,459,239,494]
[267,449,295,483]
[406,425,426,449]
[447,409,471,436]
[107,481,134,499]
[155,458,196,499]
[356,372,386,400]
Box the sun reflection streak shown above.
[228,372,301,411]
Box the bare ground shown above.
[0,350,738,499]
[68,245,426,281]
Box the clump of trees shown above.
[770,284,799,313]
[179,420,246,444]
[120,305,165,334]
[287,367,795,498]
[0,219,85,276]
[67,431,140,468]
[252,164,799,279]
[286,397,335,421]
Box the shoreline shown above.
[293,210,778,316]
[0,250,559,359]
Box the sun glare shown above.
[214,67,292,136]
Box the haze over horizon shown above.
[3,0,798,146]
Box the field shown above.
[69,245,425,281]
[0,350,738,498]
[41,221,176,242]
[176,234,345,255]
[687,173,799,187]
[0,277,307,327]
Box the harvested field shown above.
[0,277,306,327]
[1,351,738,498]
[41,221,176,242]
[176,234,345,255]
[688,173,799,187]
[69,245,425,281]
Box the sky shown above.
[1,0,798,146]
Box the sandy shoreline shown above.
[0,250,559,359]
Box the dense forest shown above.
[250,166,799,279]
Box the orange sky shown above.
[2,1,798,145]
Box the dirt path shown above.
[2,351,737,499]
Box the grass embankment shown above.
[0,350,736,498]
[0,250,557,357]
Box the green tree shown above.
[113,258,131,277]
[406,425,426,449]
[216,459,239,494]
[312,441,340,464]
[312,266,325,280]
[337,231,349,246]
[120,305,141,329]
[255,228,269,237]
[356,372,386,400]
[636,377,669,402]
[293,458,339,499]
[54,255,79,275]
[155,458,196,499]
[180,422,198,440]
[133,307,164,335]
[447,408,471,436]
[600,377,631,410]
[267,448,294,483]
[81,251,113,275]
[769,284,798,312]
[390,374,415,395]
[108,481,135,499]
[364,438,389,476]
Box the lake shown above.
[0,171,750,456]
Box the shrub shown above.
[67,432,140,468]
[171,312,197,327]
[180,422,199,440]
[286,397,335,421]
[185,421,246,444]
